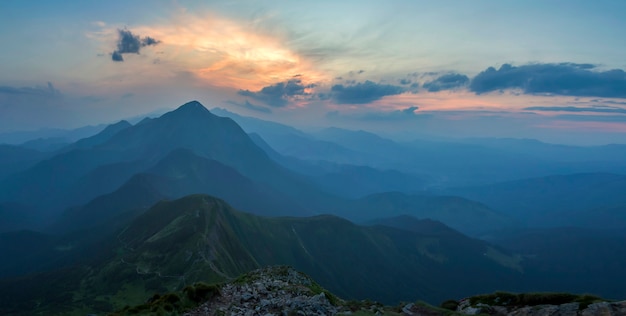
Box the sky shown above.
[1,0,626,145]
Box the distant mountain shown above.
[0,194,524,314]
[67,120,132,150]
[0,228,106,279]
[0,124,106,145]
[144,148,307,215]
[449,173,626,227]
[312,165,430,198]
[312,127,408,162]
[0,202,40,233]
[368,215,474,237]
[338,192,516,237]
[94,101,338,210]
[462,137,626,165]
[19,137,69,152]
[52,148,314,235]
[489,227,626,300]
[211,107,309,140]
[0,144,48,180]
[51,172,167,234]
[211,110,626,187]
[0,101,338,230]
[212,108,379,165]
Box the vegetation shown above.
[111,282,220,316]
[440,299,460,311]
[468,291,605,309]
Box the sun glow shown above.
[121,12,329,91]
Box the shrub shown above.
[440,299,459,311]
[469,291,605,310]
[183,282,221,303]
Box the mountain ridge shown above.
[0,193,527,314]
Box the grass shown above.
[307,280,340,306]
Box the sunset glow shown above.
[1,1,625,144]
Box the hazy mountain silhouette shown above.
[489,226,626,299]
[0,144,48,180]
[66,120,132,150]
[2,102,626,314]
[337,191,516,236]
[54,147,309,234]
[449,173,626,227]
[0,101,338,230]
[210,108,626,187]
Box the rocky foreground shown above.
[183,266,342,316]
[455,297,626,316]
[116,266,626,315]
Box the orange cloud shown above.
[125,11,329,91]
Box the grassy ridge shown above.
[0,194,524,314]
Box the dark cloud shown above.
[225,100,272,113]
[524,106,626,114]
[142,36,160,46]
[423,73,470,92]
[116,29,141,54]
[348,70,365,77]
[330,80,405,104]
[111,51,124,62]
[111,29,161,62]
[399,78,412,85]
[0,82,60,97]
[470,63,626,98]
[237,79,314,107]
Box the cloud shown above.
[470,63,626,98]
[553,114,626,122]
[600,100,626,106]
[116,29,142,54]
[225,100,272,113]
[422,73,469,92]
[326,106,426,121]
[348,70,365,76]
[111,51,124,62]
[142,36,160,46]
[111,29,161,62]
[237,78,314,107]
[0,82,61,97]
[330,80,405,104]
[524,106,626,114]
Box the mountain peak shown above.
[158,100,214,123]
[175,100,209,113]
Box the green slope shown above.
[0,194,524,315]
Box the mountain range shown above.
[1,100,626,314]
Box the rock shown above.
[582,301,626,316]
[456,298,626,316]
[184,266,340,316]
[241,292,253,301]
